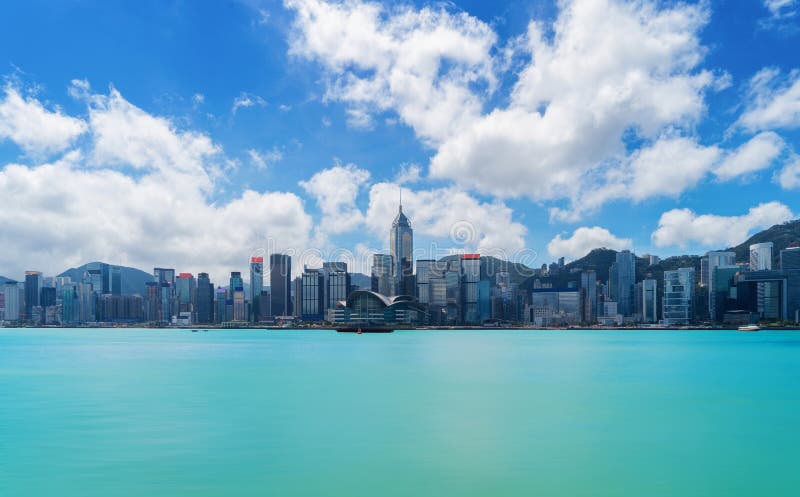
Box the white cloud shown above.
[547,227,631,261]
[365,182,526,256]
[0,84,313,284]
[429,0,716,205]
[777,156,800,189]
[232,92,267,114]
[651,202,794,249]
[285,0,497,143]
[764,0,798,18]
[0,85,87,155]
[713,131,785,181]
[299,163,371,235]
[286,0,722,218]
[248,147,283,170]
[737,68,800,132]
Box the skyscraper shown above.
[580,270,597,324]
[371,254,393,296]
[176,273,196,314]
[250,257,264,321]
[24,271,42,321]
[415,259,434,304]
[663,268,694,326]
[641,278,657,323]
[614,251,636,316]
[750,242,773,271]
[3,281,20,321]
[390,201,413,296]
[230,272,245,321]
[301,268,324,321]
[461,254,480,324]
[196,273,214,324]
[270,254,292,317]
[154,268,176,323]
[706,251,736,319]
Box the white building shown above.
[750,242,773,271]
[664,268,694,326]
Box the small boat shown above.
[738,325,760,332]
[191,329,199,333]
[336,326,394,333]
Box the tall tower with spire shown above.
[390,192,414,296]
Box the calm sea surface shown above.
[1,328,799,496]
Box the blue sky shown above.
[1,0,799,281]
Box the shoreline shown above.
[2,324,800,331]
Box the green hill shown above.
[727,219,800,267]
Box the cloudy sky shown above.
[1,0,799,282]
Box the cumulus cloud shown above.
[651,202,794,248]
[736,68,800,132]
[299,163,371,235]
[777,156,800,189]
[365,182,526,256]
[285,0,497,144]
[286,0,723,218]
[0,84,312,283]
[0,85,87,155]
[713,131,785,181]
[547,227,632,260]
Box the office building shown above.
[641,278,657,323]
[611,251,635,316]
[371,254,393,296]
[144,282,159,322]
[215,287,228,323]
[750,242,773,271]
[706,251,736,318]
[301,269,324,321]
[461,254,480,324]
[230,272,245,321]
[3,281,20,321]
[196,273,214,324]
[663,268,694,326]
[780,246,800,271]
[390,201,414,296]
[250,257,264,322]
[24,271,42,321]
[580,270,597,324]
[270,254,292,317]
[176,273,195,314]
[416,259,434,305]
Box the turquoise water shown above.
[1,329,799,496]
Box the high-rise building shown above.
[390,201,413,296]
[663,268,694,326]
[706,251,736,318]
[415,259,434,304]
[750,242,774,271]
[229,272,245,321]
[613,251,636,316]
[3,281,20,321]
[461,254,480,324]
[580,270,597,324]
[250,257,264,321]
[24,271,42,321]
[144,282,159,322]
[371,254,393,296]
[196,273,214,324]
[215,287,228,323]
[61,283,78,324]
[270,254,292,317]
[780,246,800,271]
[327,270,350,311]
[154,268,175,323]
[641,278,657,323]
[301,269,324,321]
[110,265,122,295]
[176,273,196,314]
[700,256,710,287]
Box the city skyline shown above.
[1,0,800,284]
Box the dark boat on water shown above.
[336,326,394,333]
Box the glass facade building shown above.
[663,268,694,326]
